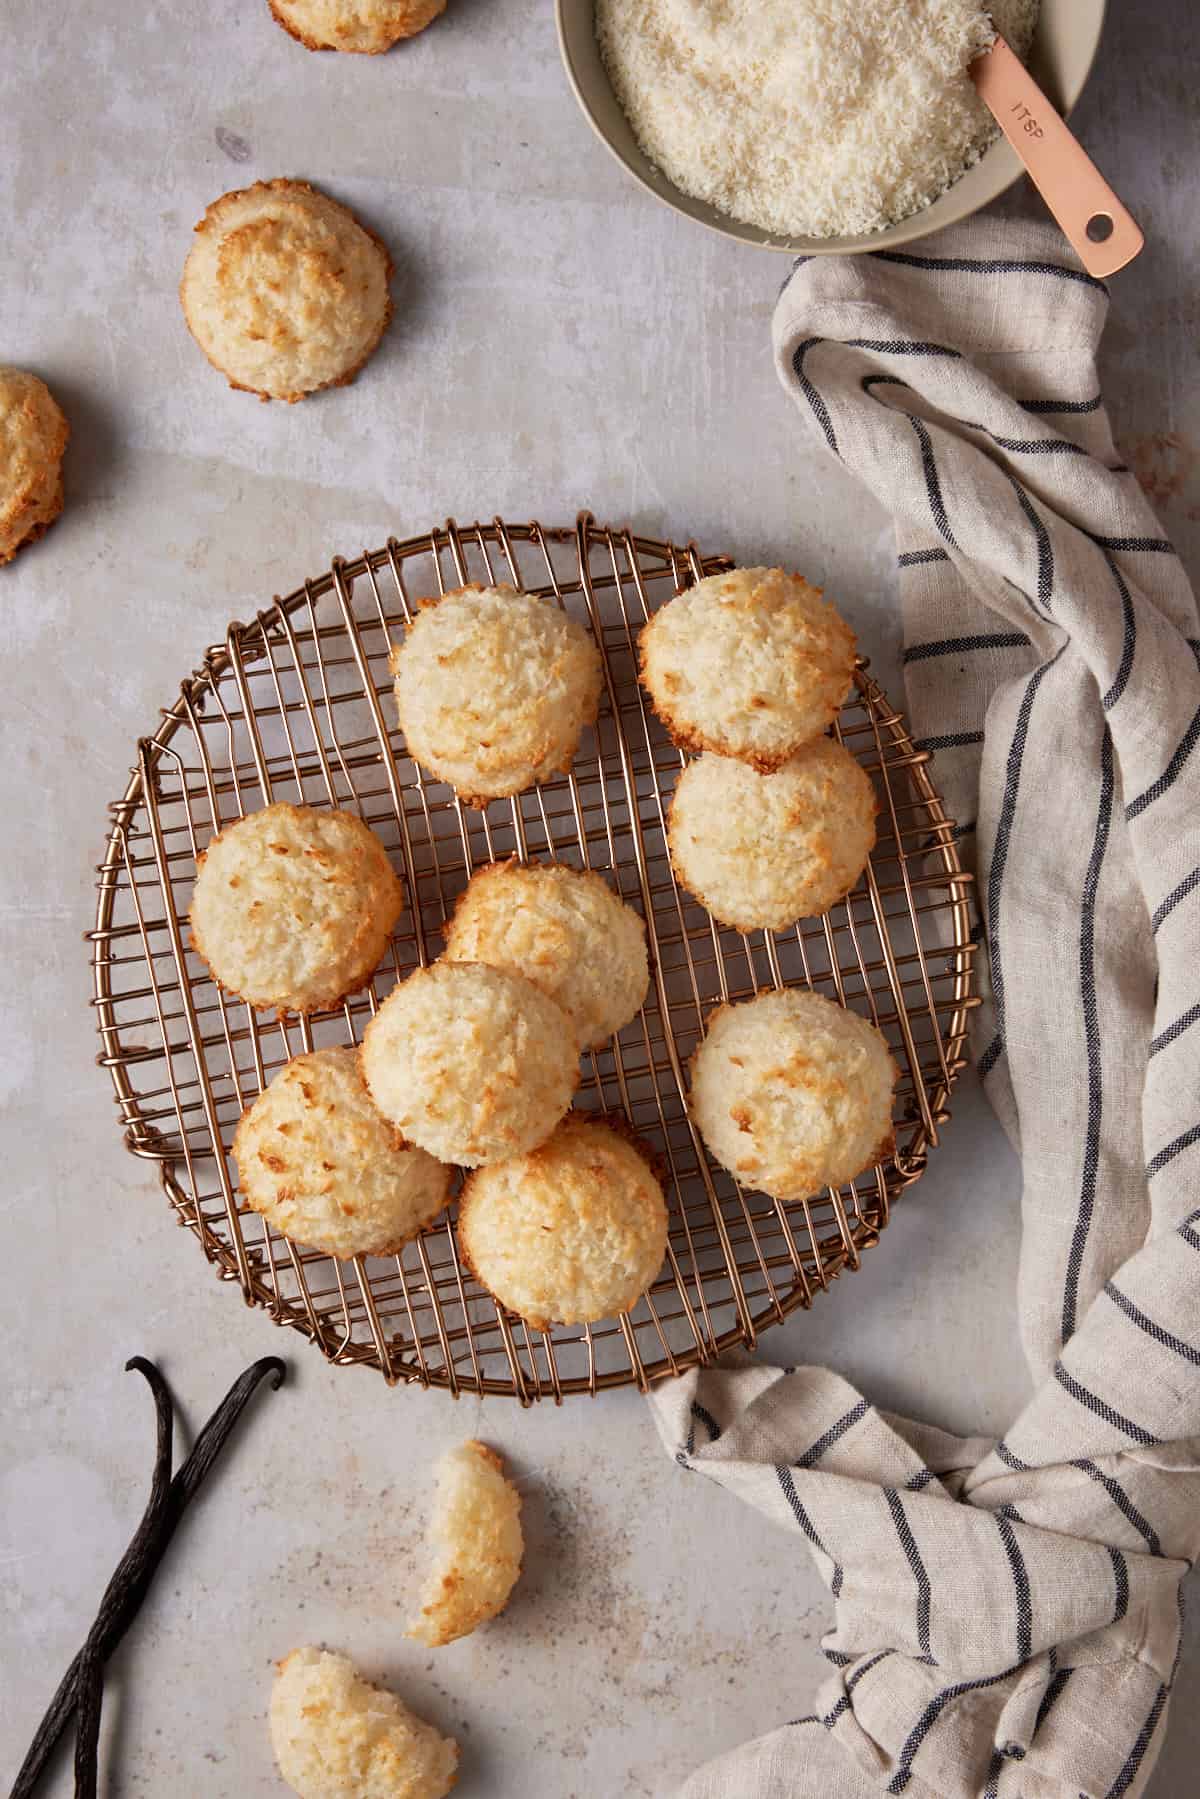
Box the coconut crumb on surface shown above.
[596,0,1040,239]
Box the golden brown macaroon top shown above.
[189,802,404,1014]
[457,1112,668,1329]
[640,566,857,770]
[269,0,446,53]
[690,988,896,1200]
[361,960,579,1166]
[667,741,877,932]
[233,1047,450,1259]
[180,178,393,402]
[390,584,603,806]
[442,858,649,1048]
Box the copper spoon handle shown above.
[970,33,1144,278]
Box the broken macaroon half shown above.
[269,1646,458,1799]
[408,1440,524,1648]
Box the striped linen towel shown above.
[650,220,1200,1799]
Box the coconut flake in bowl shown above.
[595,0,1040,240]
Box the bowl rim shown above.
[554,0,1108,254]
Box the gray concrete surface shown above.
[2,0,1197,1793]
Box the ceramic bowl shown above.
[555,0,1107,254]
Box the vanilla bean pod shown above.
[11,1359,175,1799]
[77,1359,176,1799]
[9,1355,285,1799]
[70,1643,104,1799]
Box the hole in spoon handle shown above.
[970,34,1144,278]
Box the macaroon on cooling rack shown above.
[89,513,977,1401]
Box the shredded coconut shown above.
[596,0,1040,239]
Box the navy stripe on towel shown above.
[691,1400,722,1443]
[796,1399,870,1469]
[791,339,839,457]
[1089,535,1177,555]
[909,414,960,548]
[847,1648,895,1695]
[983,1747,1004,1799]
[1126,702,1200,820]
[1075,1456,1163,1555]
[1149,1002,1200,1057]
[1034,1664,1075,1737]
[1053,1363,1160,1446]
[1171,1580,1187,1687]
[885,1665,1020,1795]
[846,336,962,358]
[1103,1282,1200,1368]
[1109,1546,1130,1623]
[986,652,1062,1072]
[904,631,1030,664]
[1062,729,1116,1344]
[869,249,1107,291]
[985,432,1090,457]
[776,1465,844,1596]
[1104,1684,1168,1798]
[1005,472,1055,610]
[1151,867,1200,934]
[1021,392,1103,415]
[1100,554,1137,711]
[994,1439,1031,1473]
[995,1510,1033,1662]
[885,1488,935,1662]
[1148,1125,1200,1179]
[898,547,951,567]
[861,372,913,404]
[914,731,985,752]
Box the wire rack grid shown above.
[89,513,977,1402]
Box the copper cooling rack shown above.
[90,513,977,1401]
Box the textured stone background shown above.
[2,1,1197,1793]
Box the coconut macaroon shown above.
[639,566,857,770]
[269,1646,458,1799]
[390,584,603,806]
[691,989,896,1200]
[442,860,649,1049]
[269,0,445,53]
[190,803,403,1014]
[668,740,877,932]
[408,1441,524,1648]
[361,961,577,1166]
[458,1114,668,1328]
[0,367,69,566]
[180,179,393,402]
[233,1048,450,1258]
